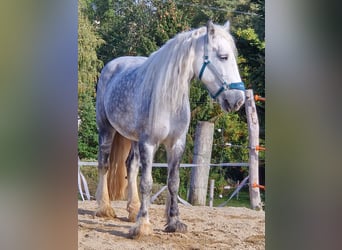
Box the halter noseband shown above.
[198,34,245,99]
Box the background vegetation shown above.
[78,0,265,205]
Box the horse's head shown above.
[193,20,245,112]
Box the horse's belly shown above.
[114,124,139,141]
[104,103,138,141]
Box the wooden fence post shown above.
[189,121,214,206]
[245,89,262,210]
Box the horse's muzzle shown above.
[221,92,245,112]
[234,97,245,111]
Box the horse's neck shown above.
[167,66,193,110]
[146,37,197,120]
[173,47,195,98]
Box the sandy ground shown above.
[78,200,265,250]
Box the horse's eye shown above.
[219,55,228,60]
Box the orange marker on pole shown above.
[254,95,266,102]
[252,182,265,190]
[255,145,266,151]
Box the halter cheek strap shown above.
[199,34,245,99]
[199,59,210,80]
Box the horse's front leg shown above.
[129,142,155,239]
[165,138,188,233]
[95,128,116,218]
[126,142,141,222]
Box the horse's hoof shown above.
[95,206,116,219]
[164,220,188,233]
[127,203,140,222]
[128,211,138,222]
[129,221,153,239]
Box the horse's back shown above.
[97,56,147,94]
[96,56,147,128]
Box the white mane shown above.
[137,24,236,127]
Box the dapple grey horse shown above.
[95,20,245,239]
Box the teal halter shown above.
[198,34,245,99]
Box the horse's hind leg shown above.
[126,142,141,222]
[129,141,155,239]
[95,127,116,218]
[164,138,188,233]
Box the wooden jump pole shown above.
[189,121,214,206]
[245,89,263,210]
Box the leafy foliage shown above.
[78,0,104,159]
[78,94,98,159]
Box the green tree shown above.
[150,0,190,46]
[91,0,158,63]
[78,0,104,159]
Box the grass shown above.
[210,189,251,208]
[79,166,98,199]
[210,188,266,209]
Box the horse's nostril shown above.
[234,99,244,111]
[223,99,231,112]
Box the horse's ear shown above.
[207,20,215,36]
[223,21,230,32]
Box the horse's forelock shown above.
[213,25,238,57]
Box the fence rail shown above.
[78,161,249,202]
[78,161,249,168]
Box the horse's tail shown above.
[107,133,132,200]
